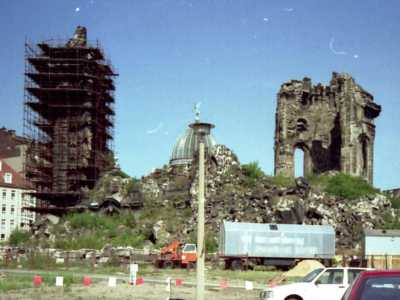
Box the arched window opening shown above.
[361,138,368,177]
[294,148,305,178]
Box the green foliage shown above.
[110,168,130,178]
[382,212,400,230]
[24,252,57,269]
[324,173,378,200]
[307,173,378,200]
[388,195,400,209]
[53,234,105,250]
[0,273,78,292]
[306,174,332,187]
[67,212,108,230]
[66,212,136,230]
[0,275,32,292]
[205,235,218,253]
[266,175,294,187]
[242,161,265,179]
[242,161,266,187]
[8,229,30,246]
[50,212,144,249]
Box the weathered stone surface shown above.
[274,73,381,184]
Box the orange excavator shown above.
[155,240,197,269]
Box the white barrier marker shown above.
[129,263,138,286]
[245,280,254,290]
[108,276,117,287]
[165,277,171,292]
[56,276,64,287]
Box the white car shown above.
[260,267,370,300]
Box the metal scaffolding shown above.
[23,27,117,207]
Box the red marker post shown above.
[82,276,92,286]
[136,277,144,285]
[219,280,228,289]
[175,279,183,286]
[33,275,43,287]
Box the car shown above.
[259,267,371,300]
[341,270,400,300]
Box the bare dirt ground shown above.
[1,282,260,300]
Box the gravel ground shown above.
[1,282,260,300]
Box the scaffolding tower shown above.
[23,26,116,207]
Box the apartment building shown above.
[0,159,35,241]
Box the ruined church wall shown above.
[274,72,380,184]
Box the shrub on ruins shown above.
[66,211,136,230]
[309,173,378,200]
[48,212,146,249]
[242,161,265,179]
[242,161,266,187]
[8,229,30,246]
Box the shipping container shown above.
[219,221,335,269]
[363,229,400,256]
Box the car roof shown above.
[359,270,400,276]
[324,267,371,270]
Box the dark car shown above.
[341,270,400,300]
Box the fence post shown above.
[385,254,388,270]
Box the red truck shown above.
[154,240,197,269]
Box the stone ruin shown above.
[274,72,381,184]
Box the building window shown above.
[4,173,12,184]
[10,205,15,214]
[10,219,14,226]
[2,190,5,199]
[1,204,5,213]
[11,190,15,200]
[0,234,4,240]
[1,219,5,225]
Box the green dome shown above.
[170,127,216,165]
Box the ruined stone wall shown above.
[274,72,381,183]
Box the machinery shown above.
[155,240,197,269]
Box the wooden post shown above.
[196,142,205,300]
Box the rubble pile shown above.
[27,145,393,252]
[141,144,393,250]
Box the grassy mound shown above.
[308,173,379,200]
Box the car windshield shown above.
[183,244,196,252]
[358,276,400,300]
[300,268,324,282]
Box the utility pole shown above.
[196,141,205,300]
[190,120,214,300]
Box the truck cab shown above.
[181,243,197,266]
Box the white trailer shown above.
[219,221,335,270]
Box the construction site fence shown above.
[340,254,400,269]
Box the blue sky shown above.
[0,0,399,189]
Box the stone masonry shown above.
[274,72,381,183]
